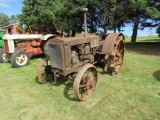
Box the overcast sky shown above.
[0,0,157,36]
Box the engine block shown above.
[48,34,100,75]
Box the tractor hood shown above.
[49,34,100,48]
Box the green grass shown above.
[125,36,160,43]
[0,42,160,120]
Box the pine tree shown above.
[0,13,10,27]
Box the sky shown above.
[0,0,158,36]
[0,0,23,15]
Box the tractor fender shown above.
[42,34,57,41]
[101,33,124,54]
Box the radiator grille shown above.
[48,44,63,69]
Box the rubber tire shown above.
[0,48,9,63]
[10,50,30,68]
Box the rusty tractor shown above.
[0,34,56,67]
[37,8,125,101]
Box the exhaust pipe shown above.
[82,8,88,37]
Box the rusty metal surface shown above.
[48,44,64,70]
[47,33,125,78]
[64,44,71,69]
[26,47,43,56]
[102,33,124,54]
[37,58,53,84]
[50,59,90,76]
[4,40,9,53]
[3,34,56,66]
[4,39,14,53]
[48,34,99,75]
[16,42,44,57]
[113,39,125,73]
[16,43,28,50]
[82,8,88,37]
[49,34,99,47]
[36,7,126,101]
[31,40,41,46]
[106,35,125,74]
[73,63,98,100]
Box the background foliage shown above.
[0,0,160,42]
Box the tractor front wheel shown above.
[73,63,98,101]
[0,48,9,62]
[10,50,30,68]
[37,58,52,84]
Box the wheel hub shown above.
[20,58,25,62]
[16,54,27,65]
[81,76,94,89]
[73,64,98,101]
[44,65,52,74]
[2,53,8,61]
[37,58,53,84]
[17,57,25,63]
[86,76,94,88]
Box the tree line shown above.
[0,0,160,43]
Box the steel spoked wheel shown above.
[37,58,52,84]
[73,63,98,101]
[108,35,125,74]
[10,50,30,68]
[0,48,9,62]
[114,39,125,73]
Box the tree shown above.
[49,0,82,36]
[18,0,55,33]
[52,0,84,36]
[126,0,160,44]
[97,0,160,42]
[141,0,160,37]
[0,13,10,27]
[10,15,19,24]
[18,0,103,36]
[91,0,129,34]
[18,0,160,39]
[157,26,160,37]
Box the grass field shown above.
[0,37,160,120]
[125,35,160,43]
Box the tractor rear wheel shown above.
[73,63,98,101]
[0,48,9,62]
[107,35,125,74]
[10,50,30,68]
[37,58,52,84]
